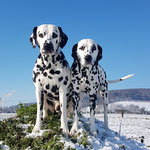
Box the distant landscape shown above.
[1,88,150,149]
[83,88,150,114]
[108,88,150,102]
[1,88,150,114]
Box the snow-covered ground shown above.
[61,113,150,150]
[0,113,16,121]
[95,113,150,148]
[1,113,150,149]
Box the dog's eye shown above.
[79,46,85,51]
[39,33,44,38]
[92,45,96,52]
[52,32,58,38]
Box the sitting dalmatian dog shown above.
[70,39,133,136]
[30,24,71,134]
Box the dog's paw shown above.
[104,123,109,130]
[32,125,41,133]
[61,126,69,136]
[90,127,97,137]
[70,125,78,135]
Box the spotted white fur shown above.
[70,39,133,136]
[30,24,71,134]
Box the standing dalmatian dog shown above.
[30,24,71,134]
[70,39,133,136]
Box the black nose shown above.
[43,42,54,52]
[85,55,92,63]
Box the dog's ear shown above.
[30,26,37,48]
[58,27,68,48]
[95,44,102,65]
[72,43,78,61]
[72,43,81,72]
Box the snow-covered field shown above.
[0,113,16,121]
[78,113,150,150]
[95,113,150,148]
[111,101,150,111]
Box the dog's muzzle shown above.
[43,42,54,53]
[85,55,92,64]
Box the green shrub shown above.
[0,103,65,149]
[78,132,89,148]
[17,103,37,124]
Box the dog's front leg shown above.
[89,93,97,137]
[32,89,44,133]
[70,91,80,135]
[59,87,69,134]
[100,90,108,130]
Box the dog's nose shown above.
[85,55,92,63]
[44,42,54,51]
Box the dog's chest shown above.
[79,76,90,92]
[79,68,93,92]
[74,66,100,93]
[33,53,70,99]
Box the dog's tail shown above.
[108,74,134,84]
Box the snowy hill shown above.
[110,101,150,111]
[108,88,150,102]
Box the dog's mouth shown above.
[42,43,54,54]
[85,55,92,64]
[42,50,54,55]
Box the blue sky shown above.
[0,0,150,106]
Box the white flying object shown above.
[0,90,16,104]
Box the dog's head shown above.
[72,39,102,66]
[30,24,68,55]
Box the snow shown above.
[86,113,150,149]
[111,101,150,111]
[61,113,150,150]
[105,113,150,147]
[26,129,51,138]
[17,123,31,129]
[0,141,9,150]
[0,113,16,121]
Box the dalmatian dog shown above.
[30,24,71,134]
[70,39,134,136]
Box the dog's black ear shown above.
[30,26,37,48]
[95,44,102,65]
[72,43,81,72]
[58,27,68,48]
[72,43,78,60]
